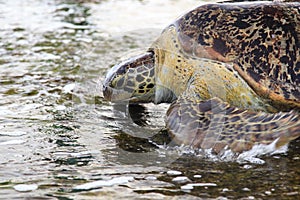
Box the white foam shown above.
[193,175,202,178]
[162,137,289,164]
[181,183,217,190]
[0,140,25,145]
[55,105,66,111]
[189,183,217,187]
[181,184,194,190]
[172,176,190,183]
[145,176,157,180]
[167,170,182,176]
[13,184,38,192]
[74,176,134,190]
[237,138,288,164]
[62,83,76,94]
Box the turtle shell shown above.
[174,2,300,111]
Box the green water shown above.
[0,0,299,199]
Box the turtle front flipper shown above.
[166,97,300,155]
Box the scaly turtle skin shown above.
[103,2,300,155]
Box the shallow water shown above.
[0,0,299,199]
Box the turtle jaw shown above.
[103,84,133,102]
[103,51,156,103]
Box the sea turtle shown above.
[103,2,300,156]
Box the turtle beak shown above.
[102,85,112,101]
[103,69,115,101]
[102,67,115,101]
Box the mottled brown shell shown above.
[174,2,300,111]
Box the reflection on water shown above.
[0,0,299,199]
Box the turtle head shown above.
[103,51,155,103]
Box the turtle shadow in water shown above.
[115,103,172,152]
[114,130,172,153]
[128,103,149,126]
[112,103,151,126]
[114,103,171,153]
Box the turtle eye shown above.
[111,75,130,90]
[115,76,125,88]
